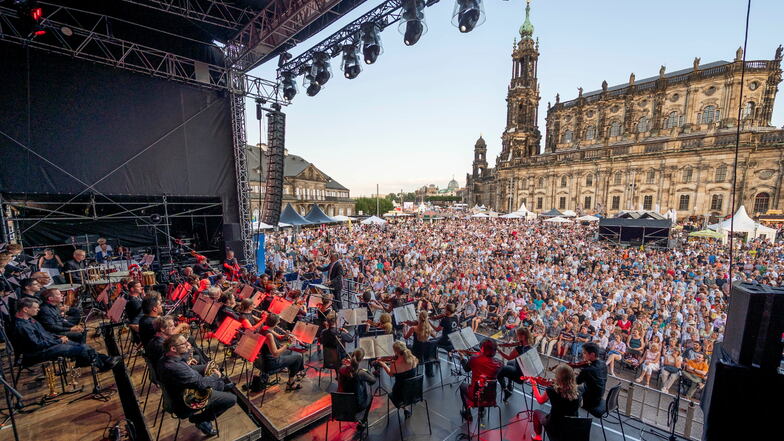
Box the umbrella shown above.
[688,229,724,239]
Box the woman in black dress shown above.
[375,341,418,418]
[529,364,581,441]
[337,348,377,430]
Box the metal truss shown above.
[118,0,256,31]
[279,0,440,75]
[229,92,255,268]
[0,4,284,103]
[226,0,343,72]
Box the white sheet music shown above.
[448,327,480,351]
[392,304,416,323]
[278,304,300,323]
[338,308,368,326]
[516,349,544,378]
[358,334,394,359]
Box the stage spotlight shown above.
[302,66,322,97]
[277,51,292,68]
[360,22,383,64]
[452,0,485,33]
[341,43,362,79]
[311,51,332,86]
[280,71,297,101]
[399,0,427,46]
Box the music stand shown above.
[234,333,266,392]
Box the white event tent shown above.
[708,205,776,242]
[361,215,387,225]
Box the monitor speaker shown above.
[722,282,784,370]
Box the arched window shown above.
[646,170,656,184]
[614,172,623,185]
[585,126,596,140]
[701,105,719,124]
[682,167,693,183]
[710,194,723,211]
[637,116,649,133]
[560,176,568,187]
[714,165,727,182]
[609,121,621,137]
[665,111,679,129]
[743,101,755,118]
[585,174,593,186]
[562,130,573,143]
[753,192,770,214]
[538,177,545,188]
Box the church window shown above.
[710,194,723,211]
[536,197,543,210]
[715,165,727,182]
[611,195,620,210]
[559,197,566,209]
[614,172,623,185]
[700,105,718,124]
[665,111,680,129]
[585,126,596,140]
[678,194,690,211]
[609,121,621,137]
[585,174,593,186]
[538,177,545,188]
[637,116,649,133]
[562,130,573,143]
[560,176,567,187]
[646,170,656,184]
[682,167,693,183]
[753,192,770,214]
[643,195,653,210]
[743,101,755,118]
[584,196,592,209]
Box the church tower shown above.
[472,135,488,178]
[499,0,541,162]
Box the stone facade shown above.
[466,2,784,219]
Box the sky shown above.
[246,0,784,197]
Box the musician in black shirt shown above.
[576,342,607,414]
[318,254,344,309]
[498,327,533,402]
[434,303,459,351]
[529,365,581,441]
[37,289,84,343]
[63,249,88,284]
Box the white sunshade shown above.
[331,215,352,222]
[561,210,577,217]
[361,215,387,225]
[543,216,573,223]
[576,215,600,222]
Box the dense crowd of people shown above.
[262,217,781,400]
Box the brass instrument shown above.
[44,362,58,398]
[67,359,81,390]
[183,360,218,410]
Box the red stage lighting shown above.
[31,7,43,21]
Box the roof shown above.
[599,218,672,228]
[279,203,312,225]
[246,146,349,191]
[304,204,335,224]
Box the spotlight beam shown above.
[279,0,440,77]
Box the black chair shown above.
[417,341,444,389]
[469,379,502,441]
[319,346,342,388]
[393,375,431,441]
[587,385,626,441]
[544,416,592,441]
[325,392,368,441]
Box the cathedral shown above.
[466,0,784,219]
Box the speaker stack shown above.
[701,282,784,441]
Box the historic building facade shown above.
[466,1,784,219]
[247,145,354,218]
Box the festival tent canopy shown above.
[383,211,412,217]
[360,215,387,225]
[279,203,313,226]
[517,202,530,213]
[708,205,776,241]
[541,209,563,217]
[304,204,335,224]
[331,215,352,222]
[471,212,490,218]
[576,215,600,222]
[689,229,724,239]
[500,212,523,219]
[278,222,292,228]
[543,216,573,223]
[251,221,274,230]
[561,210,577,217]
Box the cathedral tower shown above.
[472,135,488,178]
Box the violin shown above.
[521,376,554,388]
[452,349,479,357]
[549,359,592,371]
[375,355,398,363]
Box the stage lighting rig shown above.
[280,71,298,101]
[452,0,485,33]
[360,22,383,64]
[341,41,362,79]
[312,51,332,86]
[303,64,321,97]
[400,0,427,46]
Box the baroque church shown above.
[466,0,784,219]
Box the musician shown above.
[193,256,212,278]
[124,281,145,333]
[337,348,376,431]
[157,334,237,437]
[8,278,41,319]
[37,289,85,343]
[30,271,54,288]
[95,239,114,264]
[574,342,607,414]
[365,312,393,335]
[139,294,187,347]
[433,303,459,351]
[222,249,241,282]
[403,310,438,377]
[375,341,418,418]
[215,293,240,327]
[13,297,120,372]
[458,339,504,422]
[64,250,88,284]
[37,248,64,274]
[4,244,32,278]
[319,312,353,363]
[146,317,203,370]
[318,254,344,309]
[252,314,305,391]
[528,365,581,441]
[497,327,533,402]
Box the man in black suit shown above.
[318,254,344,309]
[37,288,84,343]
[63,249,88,284]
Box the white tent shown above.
[331,215,352,222]
[251,221,274,230]
[576,215,600,222]
[543,216,573,224]
[708,205,776,242]
[517,202,529,213]
[277,222,292,228]
[500,212,523,219]
[383,211,412,217]
[361,215,387,225]
[471,212,490,218]
[561,210,577,217]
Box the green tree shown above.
[354,197,393,216]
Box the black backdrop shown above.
[0,42,238,223]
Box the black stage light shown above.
[341,43,362,79]
[302,65,322,97]
[312,51,332,86]
[399,0,427,46]
[452,0,485,33]
[277,51,292,68]
[360,22,383,64]
[281,71,297,101]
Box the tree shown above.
[354,197,393,216]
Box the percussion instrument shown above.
[86,279,111,300]
[142,271,157,286]
[49,283,82,307]
[106,270,130,281]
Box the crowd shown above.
[263,217,782,401]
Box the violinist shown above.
[458,339,503,422]
[497,327,533,402]
[237,299,264,330]
[365,312,393,335]
[222,249,241,282]
[433,303,459,351]
[319,312,353,367]
[337,348,376,432]
[251,314,305,392]
[374,341,418,418]
[214,292,240,328]
[572,342,607,415]
[402,310,438,376]
[528,365,581,441]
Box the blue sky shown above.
[247,0,783,197]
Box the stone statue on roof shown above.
[735,47,744,62]
[629,72,635,85]
[602,80,608,92]
[693,57,700,71]
[578,86,583,97]
[775,44,783,60]
[659,65,666,78]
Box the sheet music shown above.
[448,331,469,351]
[459,327,480,348]
[448,328,479,351]
[268,296,292,315]
[291,321,319,345]
[338,308,368,326]
[234,332,266,362]
[373,309,383,322]
[108,296,127,323]
[307,294,322,309]
[516,349,544,378]
[358,334,394,359]
[278,304,300,323]
[393,304,416,323]
[239,284,254,300]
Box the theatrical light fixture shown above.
[452,0,485,33]
[360,22,383,64]
[341,43,362,79]
[311,51,332,86]
[277,51,292,68]
[280,71,297,101]
[399,0,427,46]
[302,65,322,97]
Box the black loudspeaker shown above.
[222,223,242,242]
[262,111,285,226]
[722,282,784,370]
[701,343,784,441]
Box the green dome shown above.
[519,0,534,39]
